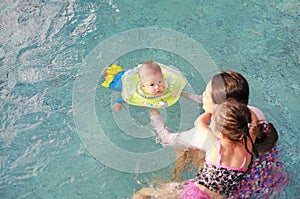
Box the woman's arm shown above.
[150,109,217,151]
[248,105,266,121]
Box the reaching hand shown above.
[150,108,160,116]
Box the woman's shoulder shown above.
[247,105,266,121]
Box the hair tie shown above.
[262,123,271,133]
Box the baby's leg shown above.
[112,103,123,112]
[112,96,125,112]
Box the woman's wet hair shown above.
[211,70,249,105]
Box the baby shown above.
[102,61,194,112]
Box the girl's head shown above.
[211,99,273,155]
[138,61,165,96]
[202,70,249,113]
[211,98,251,142]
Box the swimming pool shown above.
[1,0,299,198]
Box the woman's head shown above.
[202,70,249,113]
[211,98,251,142]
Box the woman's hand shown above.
[150,108,160,116]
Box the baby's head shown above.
[138,61,165,96]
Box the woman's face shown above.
[202,81,215,113]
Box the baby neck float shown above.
[122,63,186,108]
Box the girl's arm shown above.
[196,112,212,129]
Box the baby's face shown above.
[140,72,165,96]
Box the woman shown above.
[150,71,263,149]
[133,70,288,198]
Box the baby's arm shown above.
[181,92,203,104]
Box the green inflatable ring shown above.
[122,63,186,108]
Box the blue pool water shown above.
[1,0,299,198]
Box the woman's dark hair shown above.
[211,70,249,105]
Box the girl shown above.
[136,99,266,198]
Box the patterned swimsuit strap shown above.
[218,138,248,168]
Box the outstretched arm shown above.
[150,108,183,146]
[150,109,216,151]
